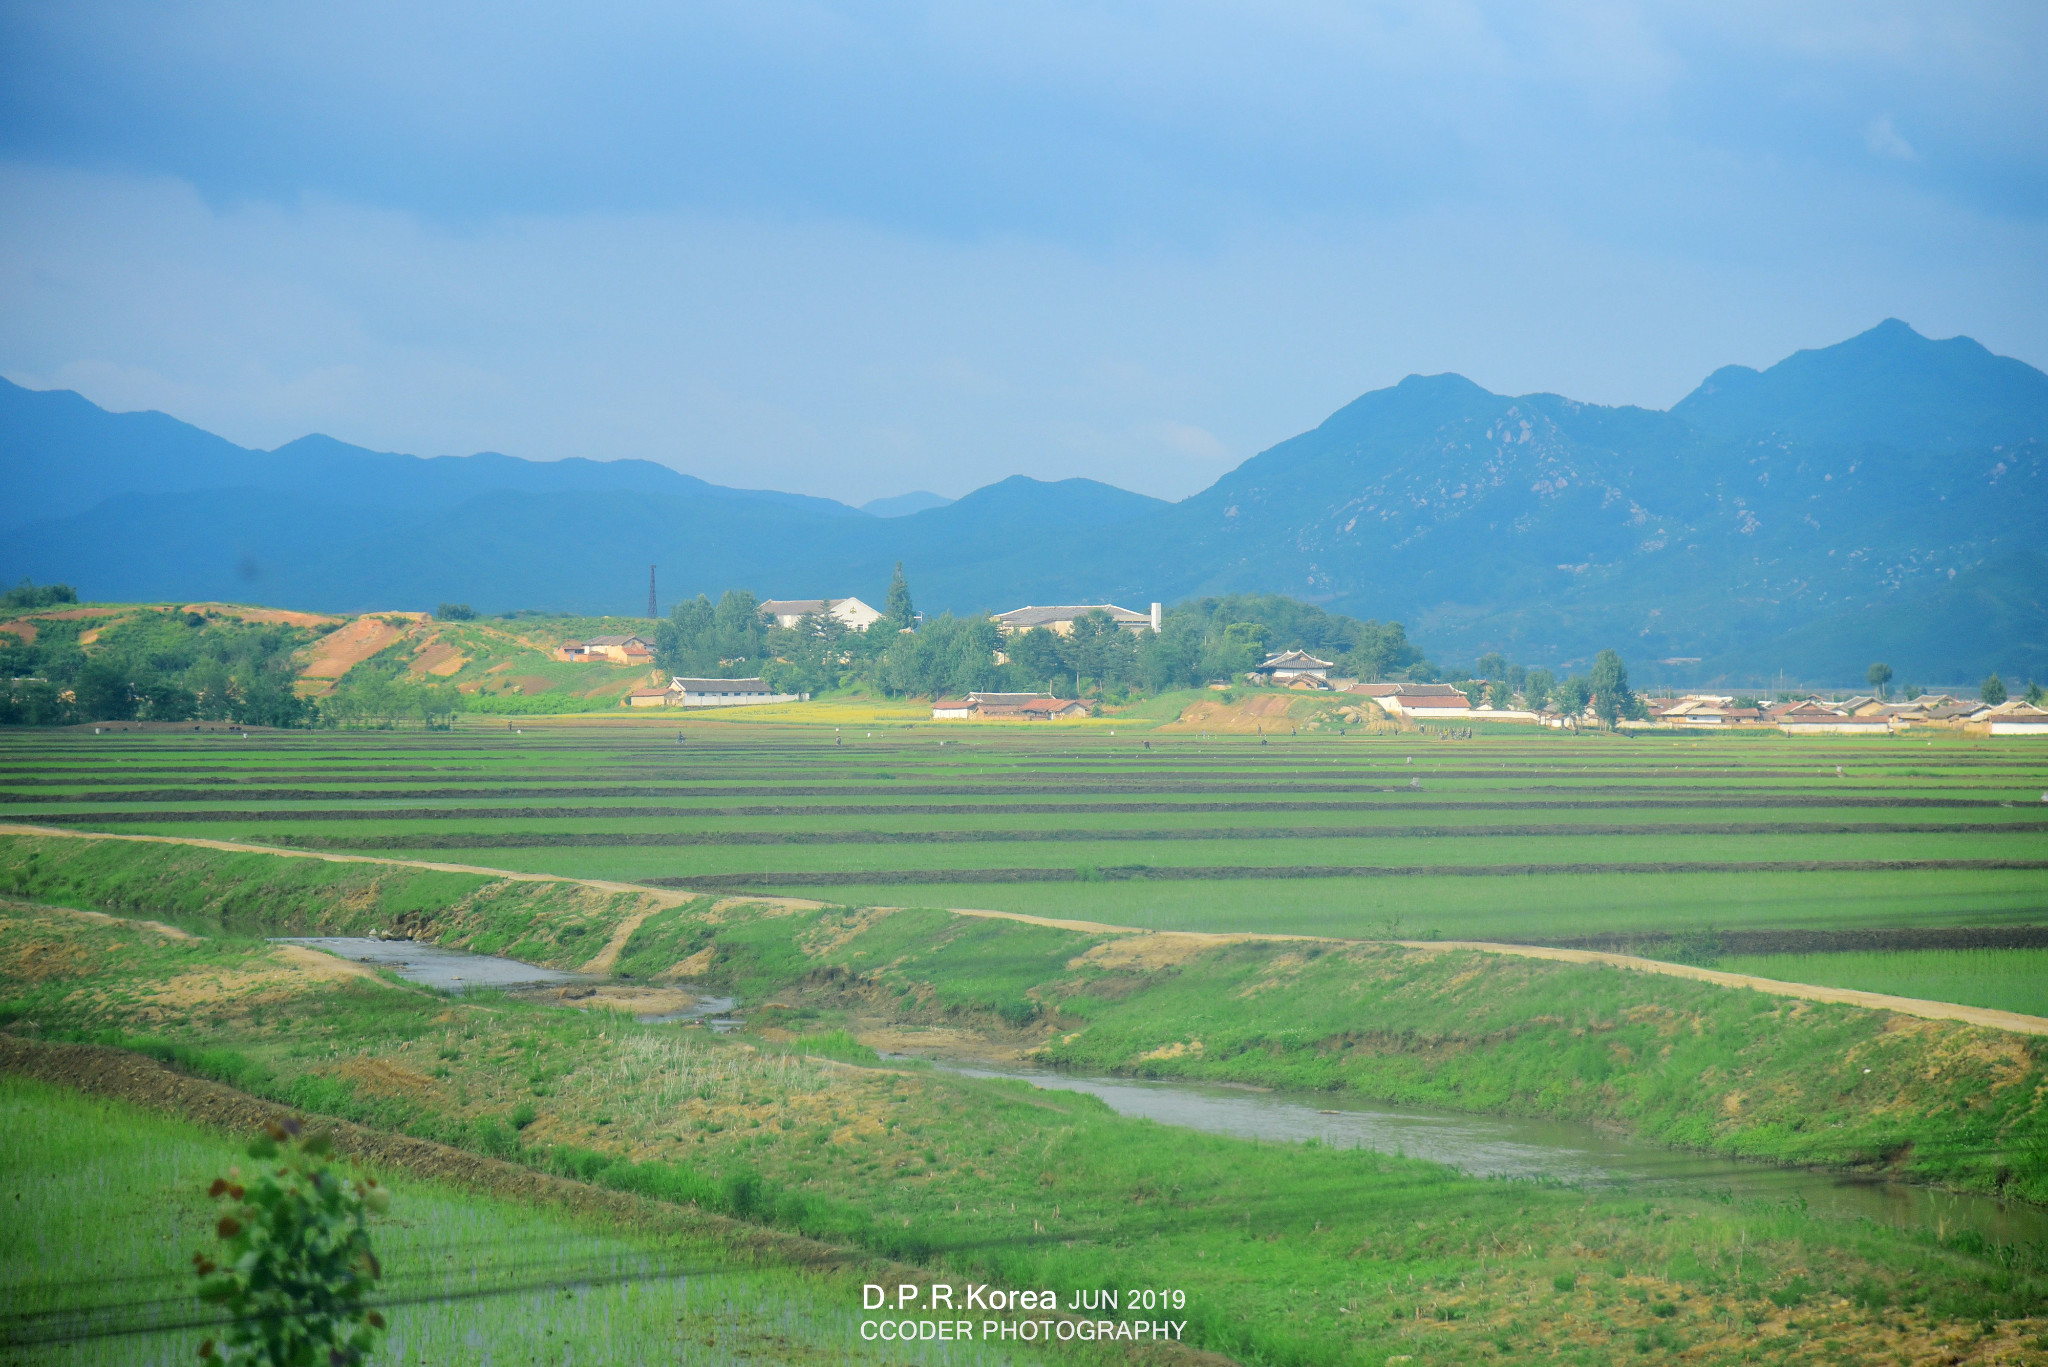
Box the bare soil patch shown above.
[180,603,342,627]
[539,984,703,1016]
[299,615,410,680]
[407,636,469,677]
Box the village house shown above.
[1775,700,1894,735]
[931,691,1090,721]
[1978,701,2048,735]
[555,634,655,665]
[632,677,806,707]
[1371,683,1474,720]
[991,603,1161,635]
[758,597,883,632]
[1251,650,1334,683]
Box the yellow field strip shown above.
[8,823,2046,1037]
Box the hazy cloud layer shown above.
[2,1,2043,502]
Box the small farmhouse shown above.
[1776,701,1894,734]
[1979,701,2048,736]
[931,692,1090,721]
[557,634,655,665]
[992,603,1161,635]
[623,687,675,708]
[670,677,803,707]
[1372,684,1473,719]
[759,597,883,632]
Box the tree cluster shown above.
[1449,647,1640,724]
[645,574,1436,702]
[0,608,314,727]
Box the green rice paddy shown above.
[4,718,2043,963]
[0,1077,1038,1367]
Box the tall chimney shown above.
[1150,601,1162,632]
[648,565,658,619]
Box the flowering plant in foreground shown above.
[192,1119,390,1367]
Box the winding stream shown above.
[279,938,2043,1248]
[937,1063,2048,1248]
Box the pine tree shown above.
[885,563,915,630]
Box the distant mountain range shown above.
[4,319,2043,684]
[860,491,955,517]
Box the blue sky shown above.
[2,2,2043,503]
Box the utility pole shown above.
[647,565,658,619]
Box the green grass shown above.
[1714,948,2048,1018]
[0,1076,1047,1366]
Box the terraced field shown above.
[4,717,2044,952]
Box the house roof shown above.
[1255,650,1334,670]
[967,692,1048,704]
[625,687,673,698]
[1388,683,1470,698]
[1345,682,1404,696]
[759,599,832,616]
[992,604,1149,628]
[583,634,652,648]
[672,677,776,694]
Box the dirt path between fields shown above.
[1391,940,2048,1037]
[8,823,2047,1037]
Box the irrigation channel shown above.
[289,939,2043,1249]
[275,937,741,1026]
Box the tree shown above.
[710,589,765,664]
[2028,680,2046,707]
[1005,626,1066,689]
[194,1121,389,1367]
[884,563,915,630]
[1,578,78,612]
[1553,675,1592,718]
[435,603,476,621]
[1522,668,1554,711]
[1474,652,1508,683]
[1486,678,1512,709]
[1589,649,1634,727]
[1866,662,1892,699]
[1981,672,2007,705]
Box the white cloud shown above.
[1865,114,1918,160]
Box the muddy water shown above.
[279,938,741,1027]
[942,1064,2048,1249]
[276,937,584,991]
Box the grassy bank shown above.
[4,901,2043,1365]
[607,897,2048,1202]
[0,831,663,969]
[5,829,2045,1203]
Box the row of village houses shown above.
[562,598,1161,710]
[1224,649,2048,735]
[555,598,2048,735]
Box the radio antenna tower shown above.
[647,564,658,619]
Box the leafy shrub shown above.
[1770,1276,1813,1308]
[193,1121,388,1367]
